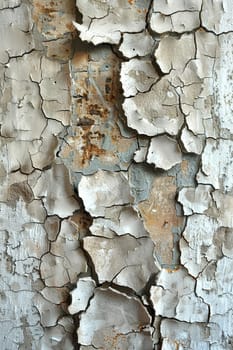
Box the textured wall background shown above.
[0,0,233,349]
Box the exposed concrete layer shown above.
[1,0,233,349]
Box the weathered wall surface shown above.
[1,0,233,349]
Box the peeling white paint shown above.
[181,127,204,155]
[150,0,202,33]
[121,58,159,97]
[178,185,212,215]
[123,78,184,136]
[74,0,150,45]
[197,138,233,191]
[147,135,182,170]
[151,268,209,323]
[68,277,96,315]
[2,0,233,348]
[84,235,159,292]
[78,170,132,217]
[119,31,154,58]
[78,287,152,348]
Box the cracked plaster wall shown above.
[0,0,233,349]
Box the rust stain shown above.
[60,48,136,171]
[33,2,57,15]
[32,0,76,59]
[105,68,120,103]
[166,266,180,273]
[72,51,89,68]
[136,8,147,14]
[80,136,106,166]
[104,329,127,349]
[86,104,109,121]
[138,176,184,265]
[65,22,75,32]
[181,160,189,174]
[110,124,135,152]
[32,1,76,37]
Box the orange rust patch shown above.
[32,0,76,59]
[81,141,106,165]
[33,1,58,24]
[60,48,136,171]
[138,176,184,265]
[62,124,107,169]
[86,104,109,120]
[166,266,180,273]
[72,51,89,68]
[32,0,76,33]
[66,22,75,31]
[33,2,56,15]
[104,329,127,349]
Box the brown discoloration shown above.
[66,22,75,32]
[33,0,76,19]
[80,128,107,166]
[138,176,184,265]
[44,38,74,61]
[33,2,54,19]
[166,266,180,273]
[32,0,76,60]
[60,48,136,171]
[62,124,107,169]
[8,182,34,204]
[69,212,93,237]
[181,160,189,174]
[72,51,89,69]
[104,330,127,349]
